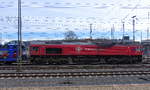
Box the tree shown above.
[64,31,78,40]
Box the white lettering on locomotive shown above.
[76,47,82,52]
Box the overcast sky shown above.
[0,0,150,41]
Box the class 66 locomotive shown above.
[28,41,143,64]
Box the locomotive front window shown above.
[46,48,62,54]
[31,47,39,52]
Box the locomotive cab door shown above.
[142,44,150,63]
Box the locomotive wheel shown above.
[31,57,48,65]
[68,57,74,64]
[106,57,120,64]
[130,57,142,64]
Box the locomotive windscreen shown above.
[46,48,62,54]
[31,47,39,52]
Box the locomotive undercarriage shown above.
[105,55,142,64]
[30,55,142,64]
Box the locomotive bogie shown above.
[29,55,142,65]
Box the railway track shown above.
[0,64,150,79]
[0,71,150,79]
[0,64,149,70]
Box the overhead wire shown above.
[122,0,142,21]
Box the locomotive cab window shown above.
[31,47,39,52]
[46,48,62,54]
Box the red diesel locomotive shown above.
[29,41,142,64]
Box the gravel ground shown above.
[0,75,150,88]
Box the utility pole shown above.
[132,16,136,42]
[0,32,2,45]
[90,24,92,39]
[4,32,7,41]
[122,21,125,39]
[147,12,149,40]
[141,31,142,42]
[147,27,149,40]
[17,0,22,72]
[111,24,115,40]
[122,21,125,42]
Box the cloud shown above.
[0,0,150,41]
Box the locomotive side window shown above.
[31,47,39,52]
[46,48,62,54]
